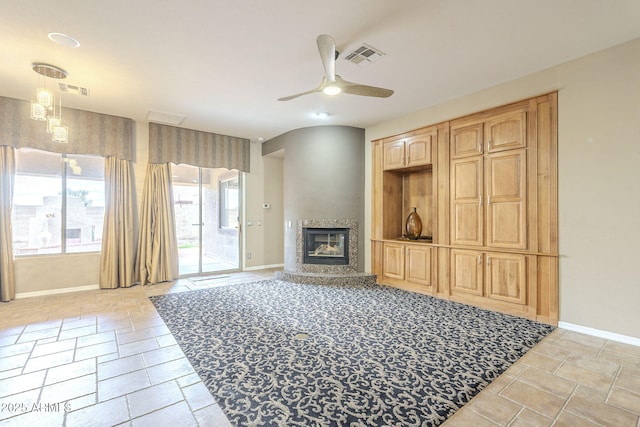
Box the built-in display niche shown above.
[382,168,434,241]
[303,228,349,265]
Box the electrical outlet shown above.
[247,252,252,259]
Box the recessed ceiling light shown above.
[48,33,80,48]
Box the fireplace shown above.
[275,218,376,285]
[303,228,349,265]
[294,218,358,274]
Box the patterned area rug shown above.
[150,280,554,426]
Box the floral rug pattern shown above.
[150,280,554,426]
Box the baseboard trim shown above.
[558,321,640,347]
[16,284,100,299]
[244,263,284,272]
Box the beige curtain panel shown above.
[0,96,134,160]
[136,163,179,286]
[99,156,137,289]
[148,123,250,172]
[0,145,16,301]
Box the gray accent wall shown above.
[262,126,365,272]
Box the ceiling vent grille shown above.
[58,82,90,96]
[145,109,187,126]
[344,43,386,67]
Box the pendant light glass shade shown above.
[47,116,61,133]
[36,88,53,109]
[30,102,47,121]
[52,125,69,143]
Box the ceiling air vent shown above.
[58,82,90,96]
[344,43,386,67]
[145,109,186,126]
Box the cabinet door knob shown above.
[478,255,482,264]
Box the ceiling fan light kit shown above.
[322,84,341,96]
[278,34,393,101]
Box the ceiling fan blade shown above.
[277,88,321,101]
[317,34,336,82]
[336,75,394,98]
[277,78,326,101]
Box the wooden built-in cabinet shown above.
[451,109,527,158]
[372,94,558,325]
[383,128,435,170]
[451,249,527,307]
[382,242,433,292]
[451,148,527,249]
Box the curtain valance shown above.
[0,96,133,160]
[148,123,250,172]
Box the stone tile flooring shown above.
[0,270,638,426]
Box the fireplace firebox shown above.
[303,228,349,265]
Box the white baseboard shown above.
[558,321,640,347]
[16,284,100,299]
[244,263,284,271]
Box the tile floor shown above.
[0,270,638,427]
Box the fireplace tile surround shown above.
[296,219,357,273]
[274,218,377,286]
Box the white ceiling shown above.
[1,0,639,142]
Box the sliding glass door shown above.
[171,164,240,276]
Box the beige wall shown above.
[262,126,366,271]
[243,142,284,269]
[260,156,284,267]
[14,121,281,295]
[365,38,640,339]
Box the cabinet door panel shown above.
[383,243,405,280]
[406,133,432,167]
[383,140,405,170]
[451,122,483,158]
[485,110,527,152]
[451,249,483,296]
[486,149,527,249]
[485,253,526,304]
[406,245,431,286]
[451,157,483,246]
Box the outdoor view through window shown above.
[12,148,105,255]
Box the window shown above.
[12,148,105,255]
[219,177,238,229]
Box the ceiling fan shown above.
[278,34,394,101]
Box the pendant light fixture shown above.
[30,63,69,143]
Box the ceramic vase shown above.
[405,207,422,239]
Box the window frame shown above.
[218,176,238,230]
